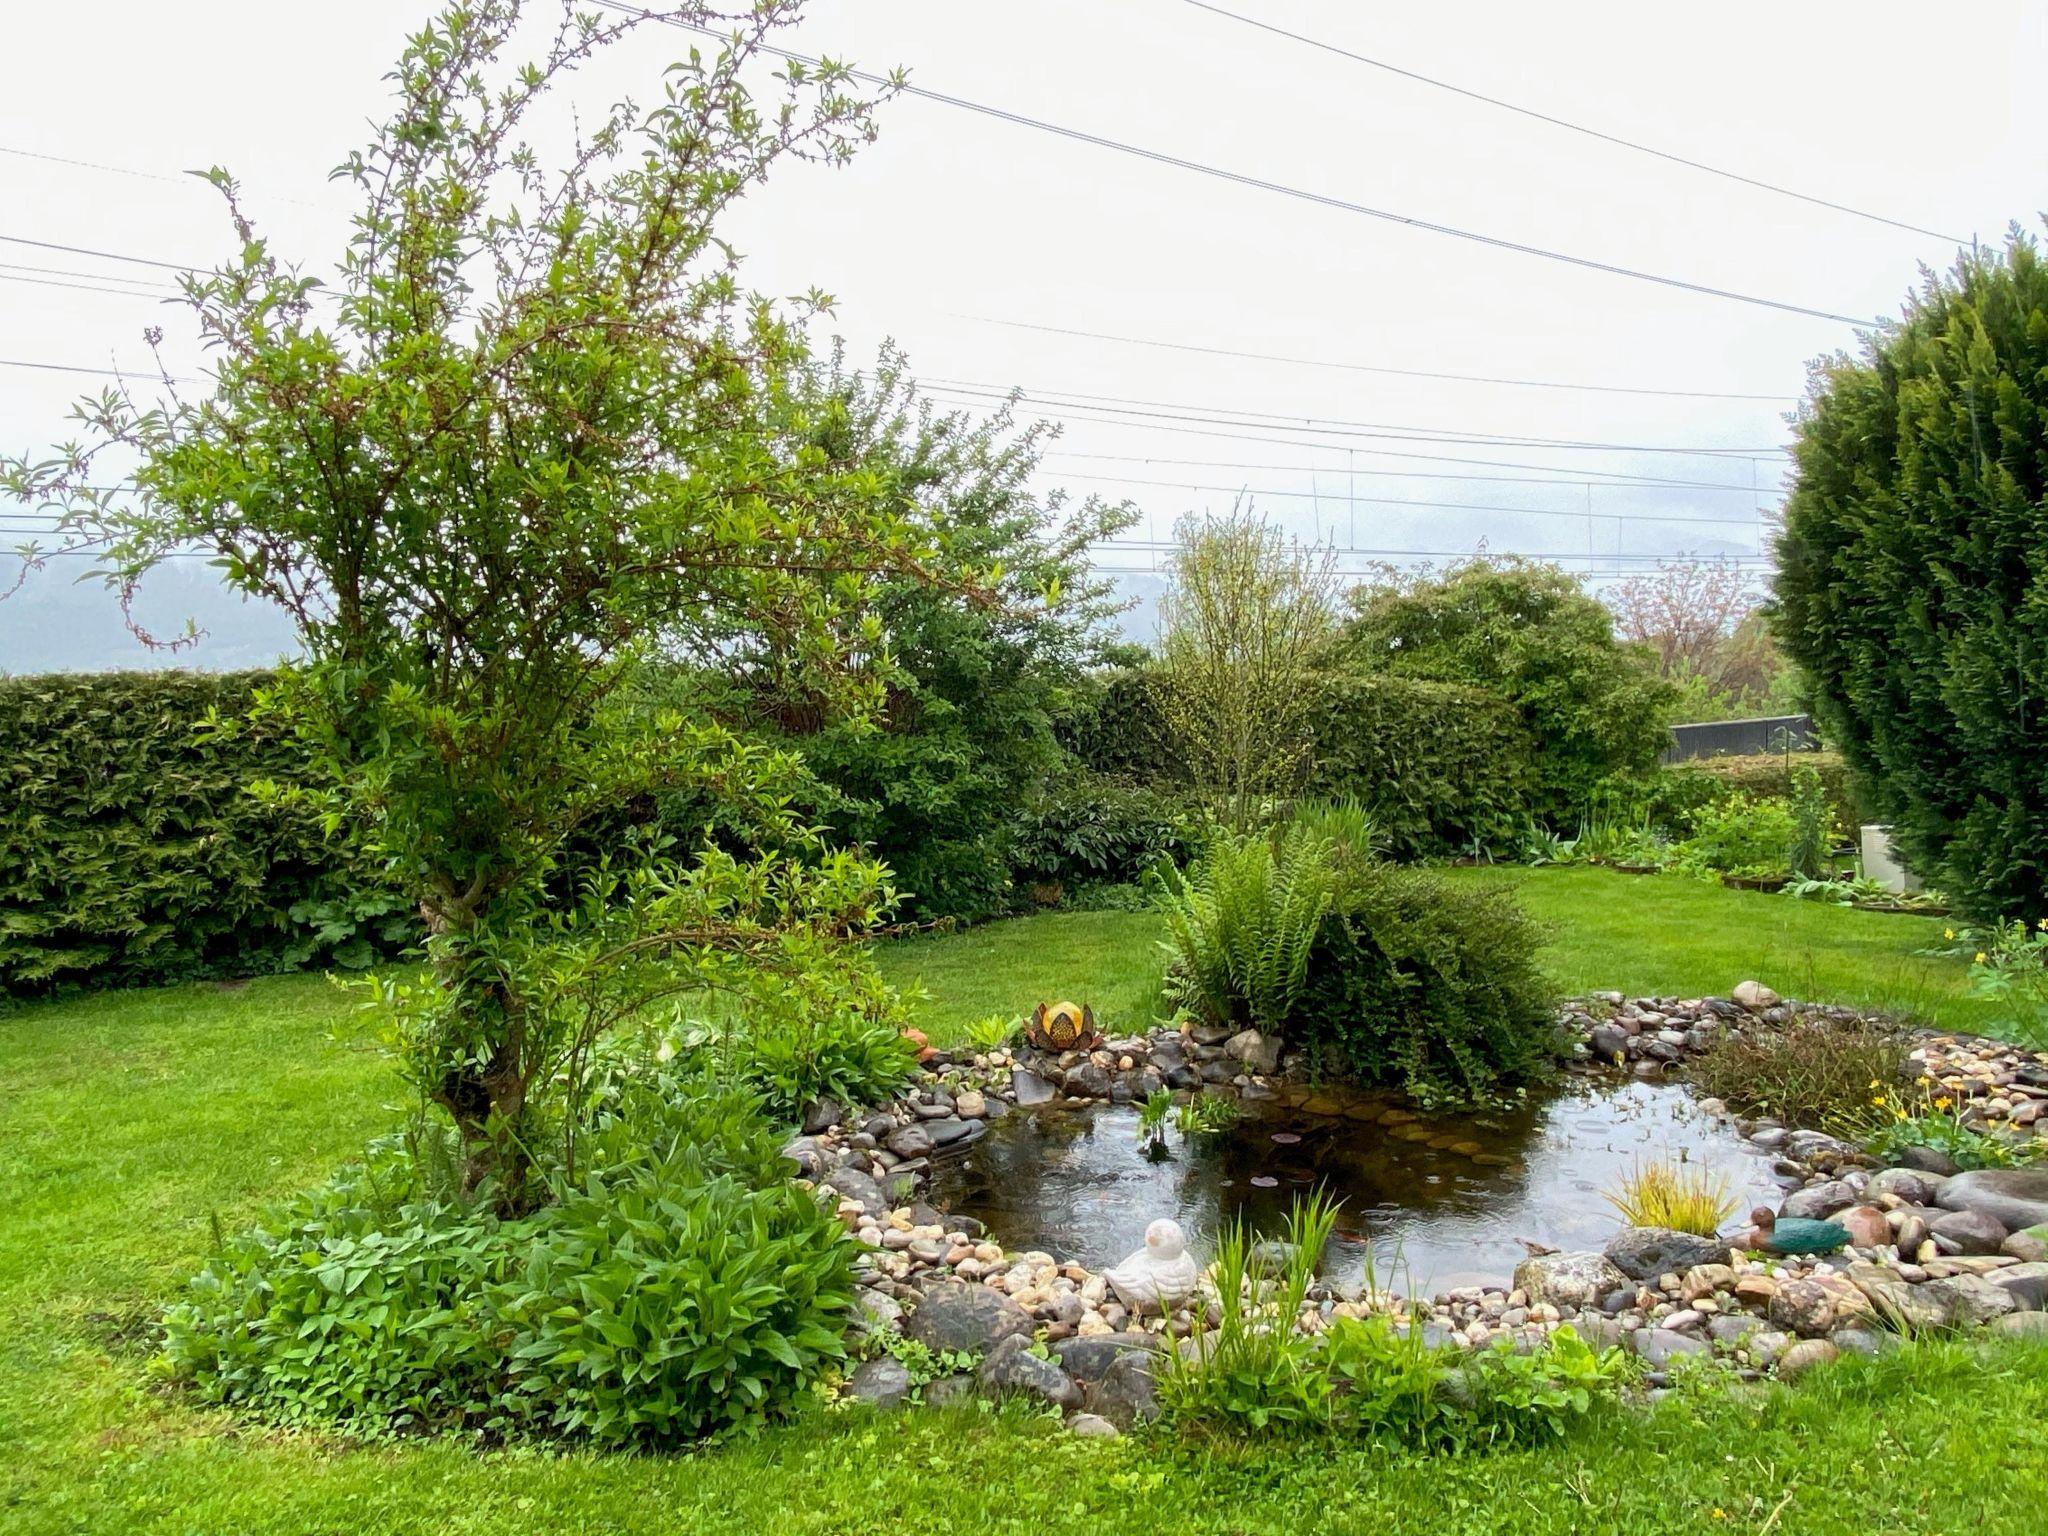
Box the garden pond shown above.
[929,1077,1787,1293]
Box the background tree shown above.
[1606,555,1795,722]
[1156,508,1338,829]
[1776,227,2048,921]
[665,348,1137,922]
[1340,556,1673,823]
[1,1,966,1201]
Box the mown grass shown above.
[3,874,2041,1533]
[1449,865,2005,1035]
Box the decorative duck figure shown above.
[1104,1218,1201,1314]
[1741,1206,1849,1257]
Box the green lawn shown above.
[884,866,2007,1044]
[4,874,2044,1534]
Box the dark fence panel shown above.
[1662,714,1816,763]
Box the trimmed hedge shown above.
[0,671,409,997]
[1066,663,1540,859]
[1307,672,1537,858]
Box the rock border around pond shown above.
[789,984,2048,1436]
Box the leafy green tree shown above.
[724,349,1136,921]
[1340,556,1672,822]
[1776,228,2048,920]
[2,2,962,1201]
[1157,508,1339,829]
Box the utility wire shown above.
[924,378,1794,457]
[1181,0,1963,245]
[602,2,1880,327]
[954,314,1795,402]
[0,271,172,301]
[924,391,1788,482]
[1051,471,1764,529]
[0,233,194,272]
[1039,449,1776,495]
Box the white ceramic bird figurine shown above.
[1104,1218,1201,1314]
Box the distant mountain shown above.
[0,560,298,675]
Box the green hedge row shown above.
[0,671,410,997]
[1307,673,1537,859]
[1063,664,1541,859]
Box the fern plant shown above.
[1156,823,1337,1031]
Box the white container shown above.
[1859,824,1922,894]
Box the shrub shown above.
[1009,776,1197,897]
[1961,918,2048,1051]
[1603,1160,1739,1236]
[1668,793,1800,882]
[1690,1016,1905,1133]
[164,1069,857,1446]
[1306,669,1538,859]
[1060,664,1181,784]
[1775,229,2048,923]
[1340,557,1674,824]
[1293,866,1557,1104]
[724,973,919,1124]
[0,670,411,996]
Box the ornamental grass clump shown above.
[1603,1159,1739,1236]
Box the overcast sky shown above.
[3,0,2043,670]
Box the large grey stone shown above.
[2005,1225,2048,1264]
[1781,1180,1858,1220]
[1062,1061,1112,1099]
[1846,1261,1956,1331]
[1937,1169,2048,1233]
[1011,1068,1056,1106]
[1222,1029,1283,1074]
[801,1096,845,1135]
[1776,1338,1838,1381]
[1930,1208,2009,1256]
[846,1355,912,1409]
[821,1165,888,1213]
[978,1333,1082,1410]
[1926,1272,2019,1327]
[1051,1331,1162,1383]
[924,1116,979,1147]
[885,1122,935,1160]
[1631,1327,1711,1367]
[1514,1251,1628,1312]
[1988,1261,2048,1312]
[1091,1348,1161,1423]
[1604,1227,1730,1282]
[1989,1311,2048,1340]
[780,1136,829,1178]
[903,1280,1035,1353]
[1868,1167,1947,1206]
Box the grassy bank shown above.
[3,872,2039,1533]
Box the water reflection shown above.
[928,1079,1784,1293]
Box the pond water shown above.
[928,1078,1786,1294]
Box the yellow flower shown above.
[1976,952,1988,964]
[2038,917,2048,931]
[1944,927,1956,940]
[1934,1095,1952,1111]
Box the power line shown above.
[1039,449,1778,496]
[0,357,192,381]
[1048,471,1764,529]
[0,143,326,209]
[1181,0,1963,246]
[926,390,1789,483]
[954,314,1795,402]
[0,233,195,272]
[0,270,173,301]
[923,378,1794,458]
[603,2,1880,327]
